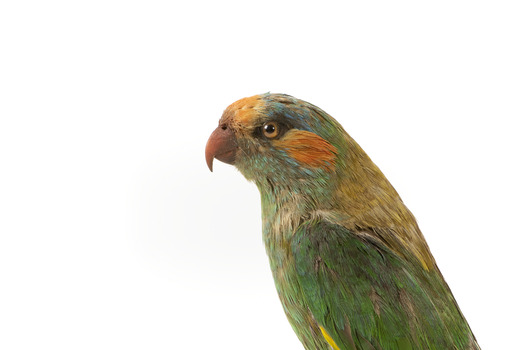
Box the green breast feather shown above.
[291,220,478,350]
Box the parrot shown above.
[205,93,480,350]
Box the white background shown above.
[1,1,524,349]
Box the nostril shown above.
[221,124,227,130]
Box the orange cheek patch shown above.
[274,130,338,171]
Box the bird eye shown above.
[262,122,280,138]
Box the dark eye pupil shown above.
[264,124,276,134]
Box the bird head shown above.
[205,93,351,200]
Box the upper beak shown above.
[205,125,238,172]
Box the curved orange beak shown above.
[205,125,238,172]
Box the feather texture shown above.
[206,93,480,349]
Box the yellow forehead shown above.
[223,95,263,126]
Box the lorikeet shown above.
[205,93,480,350]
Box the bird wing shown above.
[291,219,479,350]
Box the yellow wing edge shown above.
[319,326,341,350]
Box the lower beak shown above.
[205,125,238,172]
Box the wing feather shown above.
[291,220,479,350]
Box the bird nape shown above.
[205,93,480,350]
